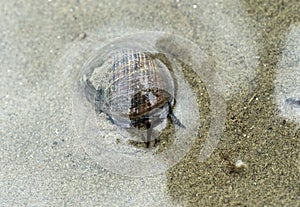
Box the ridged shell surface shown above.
[97,49,175,129]
[73,31,226,177]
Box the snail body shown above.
[83,48,184,145]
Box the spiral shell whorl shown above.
[87,48,177,144]
[103,49,174,119]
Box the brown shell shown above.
[99,49,175,129]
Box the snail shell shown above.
[83,49,184,145]
[71,31,226,177]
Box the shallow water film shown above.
[0,0,299,206]
[72,31,225,177]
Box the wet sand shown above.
[0,0,299,206]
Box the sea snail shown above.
[83,49,185,146]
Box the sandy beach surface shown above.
[1,0,299,206]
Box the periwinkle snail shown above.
[83,48,185,147]
[72,31,225,177]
